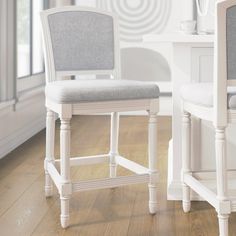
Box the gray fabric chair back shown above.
[227,6,236,80]
[48,11,115,71]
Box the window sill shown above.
[0,99,16,111]
[0,85,45,114]
[17,85,45,102]
[17,73,45,93]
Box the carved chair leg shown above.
[182,112,191,213]
[215,128,230,236]
[45,109,55,197]
[109,112,119,178]
[60,118,72,228]
[148,111,158,214]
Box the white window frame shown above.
[17,0,49,93]
[0,0,16,104]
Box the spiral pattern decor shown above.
[97,0,171,42]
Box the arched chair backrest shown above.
[214,0,236,126]
[40,7,120,83]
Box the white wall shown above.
[76,0,184,34]
[0,93,46,159]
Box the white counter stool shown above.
[180,1,236,235]
[40,7,160,228]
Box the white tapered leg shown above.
[182,112,191,213]
[45,109,55,197]
[218,214,229,236]
[61,196,70,229]
[215,128,230,236]
[109,112,119,178]
[60,118,72,228]
[148,111,158,214]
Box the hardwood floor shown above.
[0,115,236,236]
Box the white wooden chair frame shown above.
[181,1,236,235]
[41,7,159,228]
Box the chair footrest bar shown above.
[54,154,110,166]
[116,155,149,174]
[72,174,150,192]
[47,162,61,191]
[184,174,218,209]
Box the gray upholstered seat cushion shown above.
[181,83,236,109]
[45,79,160,104]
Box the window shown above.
[16,0,48,90]
[0,0,16,103]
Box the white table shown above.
[143,34,215,200]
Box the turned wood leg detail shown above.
[109,112,119,178]
[182,112,191,213]
[218,214,229,236]
[215,128,230,236]
[60,118,72,228]
[148,111,158,214]
[45,109,55,197]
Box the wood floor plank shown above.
[0,136,45,216]
[0,130,45,181]
[1,116,235,236]
[0,174,55,236]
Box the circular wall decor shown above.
[97,0,172,42]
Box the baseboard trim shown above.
[0,116,45,159]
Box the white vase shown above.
[196,0,209,16]
[182,0,195,21]
[196,0,216,34]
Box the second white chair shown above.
[181,1,236,235]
